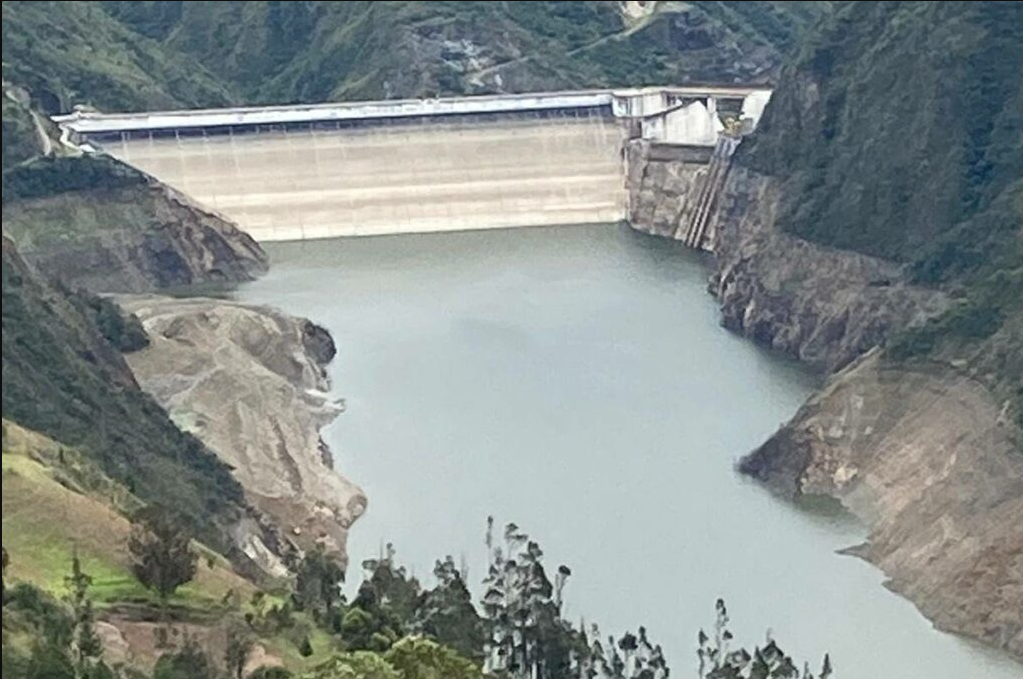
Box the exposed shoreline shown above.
[689,160,1023,660]
[117,294,367,574]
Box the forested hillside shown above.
[749,1,1021,279]
[3,1,824,115]
[0,1,232,114]
[740,0,1022,423]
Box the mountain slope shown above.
[2,155,269,292]
[2,419,254,607]
[0,0,231,113]
[1,235,248,551]
[702,1,1022,657]
[747,1,1022,280]
[1,1,827,114]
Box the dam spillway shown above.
[53,87,772,243]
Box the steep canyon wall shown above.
[692,152,1023,660]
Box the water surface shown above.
[235,223,1019,678]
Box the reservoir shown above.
[233,223,1019,678]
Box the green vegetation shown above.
[1,155,144,204]
[2,420,255,608]
[744,1,1022,427]
[294,548,346,624]
[2,235,247,551]
[1,0,232,114]
[748,1,1021,279]
[128,507,200,605]
[152,638,220,679]
[65,553,106,677]
[244,518,828,678]
[3,1,824,116]
[696,599,832,678]
[1,92,41,169]
[3,580,89,678]
[4,426,829,679]
[103,1,822,104]
[72,290,150,354]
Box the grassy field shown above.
[1,420,255,609]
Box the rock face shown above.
[118,296,366,568]
[626,140,713,240]
[688,1,1023,660]
[741,349,1023,656]
[628,145,950,373]
[698,161,1022,660]
[708,166,949,371]
[3,164,268,293]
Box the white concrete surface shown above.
[641,100,724,145]
[110,117,629,241]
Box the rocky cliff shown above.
[708,166,950,371]
[691,1,1023,661]
[703,150,1023,664]
[118,296,367,570]
[3,156,268,293]
[740,341,1023,655]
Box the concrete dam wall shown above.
[55,87,771,244]
[106,114,628,241]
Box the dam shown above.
[53,86,771,245]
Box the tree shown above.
[301,651,400,679]
[384,637,483,679]
[339,545,420,651]
[26,643,76,679]
[697,600,832,679]
[153,637,218,679]
[224,618,257,679]
[64,552,103,678]
[413,557,485,659]
[480,518,597,679]
[294,546,345,620]
[128,507,198,607]
[339,606,399,652]
[355,544,420,625]
[479,518,664,679]
[250,668,293,679]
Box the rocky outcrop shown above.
[3,159,268,293]
[627,140,713,240]
[687,1,1023,661]
[741,347,1023,656]
[699,156,1022,661]
[707,167,949,371]
[118,296,366,569]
